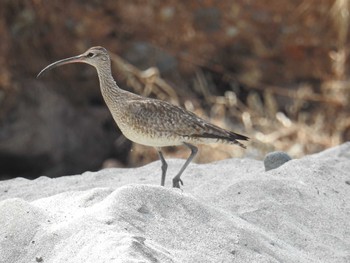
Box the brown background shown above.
[0,0,349,180]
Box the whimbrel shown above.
[37,46,248,188]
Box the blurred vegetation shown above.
[0,0,349,179]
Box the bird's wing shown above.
[126,99,248,147]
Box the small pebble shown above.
[264,151,292,171]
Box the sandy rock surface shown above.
[1,143,350,262]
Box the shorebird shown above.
[37,46,248,188]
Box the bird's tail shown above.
[190,123,249,148]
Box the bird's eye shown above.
[87,52,94,58]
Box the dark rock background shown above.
[0,0,349,180]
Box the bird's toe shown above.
[172,178,183,188]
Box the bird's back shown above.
[111,96,248,148]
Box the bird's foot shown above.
[172,178,183,188]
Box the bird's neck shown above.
[96,64,124,100]
[95,61,131,123]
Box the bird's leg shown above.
[173,143,198,188]
[157,148,168,186]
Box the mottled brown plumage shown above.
[37,46,248,188]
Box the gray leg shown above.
[173,143,198,188]
[157,149,168,186]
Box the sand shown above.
[1,143,349,263]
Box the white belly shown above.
[119,124,183,147]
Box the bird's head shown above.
[37,46,110,78]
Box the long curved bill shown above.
[37,55,84,78]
